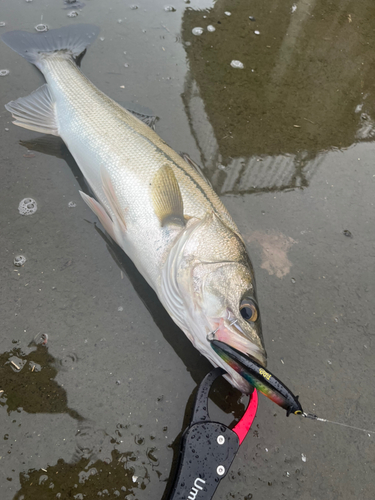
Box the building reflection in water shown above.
[181,0,375,194]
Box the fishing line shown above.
[302,412,375,435]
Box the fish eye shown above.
[240,299,258,322]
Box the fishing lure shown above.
[210,340,303,416]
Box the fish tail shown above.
[2,25,99,136]
[1,24,99,71]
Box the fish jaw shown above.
[207,318,267,367]
[192,318,267,394]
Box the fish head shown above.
[200,261,266,363]
[165,213,267,393]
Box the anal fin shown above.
[5,84,59,136]
[151,164,185,227]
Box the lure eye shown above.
[240,300,258,322]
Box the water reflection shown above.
[181,0,375,194]
[14,437,164,499]
[2,342,240,499]
[0,343,177,499]
[0,345,83,420]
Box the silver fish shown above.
[2,25,266,393]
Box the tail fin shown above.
[2,25,99,136]
[1,24,99,70]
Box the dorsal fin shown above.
[151,164,185,227]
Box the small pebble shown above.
[68,201,76,208]
[0,22,6,27]
[18,198,37,216]
[67,10,79,17]
[14,255,26,267]
[249,16,255,21]
[254,30,260,35]
[164,5,176,12]
[230,60,244,69]
[207,25,216,32]
[33,332,48,346]
[343,229,352,238]
[192,27,204,36]
[224,11,231,16]
[0,69,9,76]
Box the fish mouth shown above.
[207,319,267,368]
[209,339,265,368]
[209,339,266,383]
[206,327,267,394]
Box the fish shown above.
[2,24,267,393]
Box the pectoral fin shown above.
[100,165,127,233]
[151,165,185,227]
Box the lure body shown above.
[211,340,303,416]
